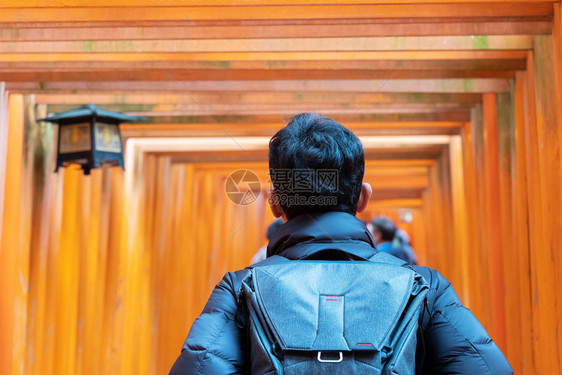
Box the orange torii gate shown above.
[0,1,561,374]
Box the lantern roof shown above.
[38,104,143,124]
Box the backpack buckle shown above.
[317,351,343,363]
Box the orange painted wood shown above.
[466,105,493,331]
[460,121,480,311]
[448,135,470,302]
[92,102,473,114]
[495,92,519,367]
[522,53,557,375]
[160,146,446,165]
[552,11,562,360]
[0,4,554,23]
[21,100,50,375]
[4,60,526,72]
[366,199,423,208]
[4,78,512,93]
[0,94,24,375]
[2,4,562,374]
[482,93,508,352]
[553,3,562,238]
[530,39,562,373]
[0,69,516,82]
[0,23,550,42]
[0,36,534,54]
[54,168,81,375]
[424,163,444,272]
[3,0,558,6]
[0,50,528,62]
[35,93,483,106]
[111,104,471,118]
[409,208,427,265]
[0,17,549,30]
[437,149,457,287]
[0,82,7,250]
[511,73,535,374]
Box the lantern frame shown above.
[39,104,143,175]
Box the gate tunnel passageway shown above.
[1,2,562,374]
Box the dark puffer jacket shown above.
[170,212,513,374]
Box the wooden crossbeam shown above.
[161,148,442,168]
[0,69,516,81]
[0,50,528,62]
[165,157,429,176]
[2,0,558,6]
[0,36,534,54]
[0,17,552,30]
[129,135,449,151]
[133,112,471,124]
[366,159,436,168]
[120,122,464,138]
[366,175,429,190]
[368,189,424,201]
[47,102,474,114]
[367,198,424,207]
[35,92,482,105]
[0,22,551,41]
[104,113,470,126]
[186,159,435,169]
[364,146,446,160]
[0,4,553,23]
[133,136,447,163]
[113,107,470,118]
[6,79,511,93]
[0,60,528,71]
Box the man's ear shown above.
[267,190,287,221]
[356,182,372,213]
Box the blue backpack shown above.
[239,252,429,375]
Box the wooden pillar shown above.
[550,10,562,373]
[465,103,493,331]
[449,135,470,304]
[513,72,535,374]
[553,3,562,183]
[0,87,8,374]
[437,148,456,287]
[482,93,507,352]
[423,163,442,272]
[529,37,562,374]
[495,89,522,370]
[0,82,7,240]
[460,120,480,313]
[0,94,38,375]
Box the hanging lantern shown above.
[39,104,143,175]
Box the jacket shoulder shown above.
[170,269,250,375]
[412,266,513,374]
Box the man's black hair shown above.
[371,216,397,242]
[269,113,365,219]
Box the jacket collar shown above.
[267,211,378,260]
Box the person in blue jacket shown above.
[369,216,417,265]
[170,113,513,374]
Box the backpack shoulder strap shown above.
[246,254,289,269]
[369,250,409,267]
[235,255,289,325]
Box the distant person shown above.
[369,216,417,265]
[393,228,417,265]
[250,219,284,265]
